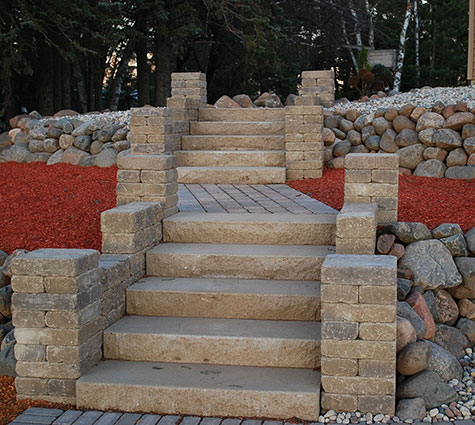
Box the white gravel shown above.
[331,86,475,115]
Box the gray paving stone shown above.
[73,411,104,425]
[12,414,58,425]
[221,420,241,425]
[94,412,123,425]
[199,418,222,425]
[115,413,142,425]
[157,416,181,425]
[53,410,83,425]
[180,417,201,425]
[136,415,161,425]
[262,421,283,425]
[24,409,64,417]
[241,420,262,425]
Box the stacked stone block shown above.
[285,106,324,180]
[296,70,335,107]
[101,202,163,281]
[344,153,399,225]
[336,203,377,255]
[321,254,397,415]
[167,72,207,143]
[129,107,179,155]
[11,249,103,404]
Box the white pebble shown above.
[429,408,439,417]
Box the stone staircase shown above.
[77,211,337,420]
[177,108,286,184]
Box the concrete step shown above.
[199,108,285,122]
[163,212,336,245]
[176,150,285,167]
[190,121,285,136]
[181,135,285,151]
[177,166,286,184]
[76,360,321,420]
[126,277,321,321]
[104,316,321,368]
[147,243,334,280]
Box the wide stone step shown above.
[76,360,321,420]
[147,243,334,280]
[182,135,285,151]
[177,166,286,184]
[190,121,285,135]
[176,150,285,167]
[104,316,321,368]
[163,212,336,245]
[199,108,285,122]
[127,276,321,321]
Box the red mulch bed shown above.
[288,168,475,232]
[0,162,117,254]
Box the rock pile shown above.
[324,102,475,180]
[0,110,130,167]
[213,92,290,109]
[375,222,475,421]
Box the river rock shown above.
[0,330,16,377]
[396,398,426,421]
[62,146,90,165]
[433,128,462,150]
[325,115,342,129]
[463,137,475,155]
[431,324,469,359]
[333,140,351,157]
[415,112,444,132]
[423,291,438,321]
[339,118,354,133]
[397,144,425,169]
[413,159,446,178]
[396,129,419,147]
[46,149,64,165]
[327,157,345,168]
[440,234,468,257]
[425,341,463,381]
[446,148,468,167]
[406,292,436,339]
[385,222,431,244]
[284,94,296,107]
[455,257,475,292]
[399,240,463,290]
[444,112,475,131]
[215,95,241,108]
[0,144,35,163]
[377,234,396,255]
[347,129,362,146]
[0,285,12,319]
[396,370,457,408]
[397,316,417,352]
[380,129,399,153]
[72,121,93,137]
[365,135,380,150]
[445,165,475,180]
[28,139,44,153]
[59,134,74,149]
[397,302,427,340]
[233,94,255,108]
[397,341,431,376]
[393,115,416,133]
[2,249,28,278]
[466,227,475,254]
[95,148,117,167]
[354,113,374,131]
[323,128,336,146]
[458,298,475,319]
[432,223,463,239]
[254,92,283,108]
[44,138,60,153]
[423,147,447,161]
[389,243,405,260]
[373,117,391,136]
[346,109,361,122]
[457,318,475,343]
[418,128,436,147]
[397,278,412,301]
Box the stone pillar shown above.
[336,203,377,255]
[285,106,324,180]
[320,254,397,415]
[296,70,335,107]
[167,72,207,147]
[118,107,178,217]
[344,153,399,225]
[101,202,163,283]
[11,249,102,404]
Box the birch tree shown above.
[393,0,413,92]
[365,0,375,49]
[414,0,420,86]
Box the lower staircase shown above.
[77,212,336,420]
[177,108,286,184]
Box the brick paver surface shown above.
[178,184,336,215]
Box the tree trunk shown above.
[36,43,56,115]
[53,51,63,112]
[62,59,72,110]
[109,41,134,111]
[365,0,375,49]
[342,20,359,74]
[349,0,362,48]
[74,59,88,113]
[94,54,105,111]
[154,32,172,106]
[414,0,420,86]
[393,0,413,92]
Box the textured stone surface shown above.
[385,222,431,244]
[397,342,431,376]
[431,324,469,359]
[425,341,463,381]
[395,397,426,421]
[396,302,426,340]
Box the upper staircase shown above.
[177,108,286,184]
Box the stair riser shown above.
[190,122,285,135]
[163,221,336,245]
[177,167,286,184]
[182,136,285,151]
[199,108,285,122]
[104,333,320,369]
[147,252,324,280]
[127,291,321,321]
[176,151,285,167]
[76,382,320,420]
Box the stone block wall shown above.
[117,107,178,218]
[320,254,397,415]
[285,106,324,180]
[336,203,377,255]
[296,70,335,107]
[167,72,207,146]
[344,153,399,225]
[101,202,163,284]
[11,249,103,404]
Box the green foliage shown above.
[358,46,370,71]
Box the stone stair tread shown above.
[177,166,286,184]
[199,108,285,122]
[148,242,333,257]
[176,150,285,167]
[181,135,285,151]
[76,360,321,420]
[129,276,321,296]
[190,121,285,136]
[105,315,321,341]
